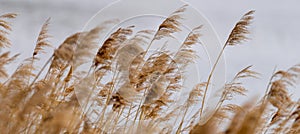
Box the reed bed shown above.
[0,6,300,134]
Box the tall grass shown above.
[1,6,300,134]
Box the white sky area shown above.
[1,0,300,101]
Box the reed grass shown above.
[0,7,300,134]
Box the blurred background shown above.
[1,0,300,98]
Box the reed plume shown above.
[93,26,134,70]
[200,10,255,119]
[153,5,186,41]
[0,13,17,48]
[33,18,52,57]
[226,10,255,46]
